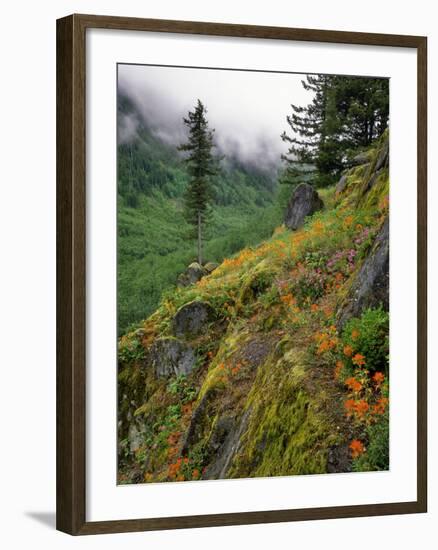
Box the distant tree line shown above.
[281,75,389,187]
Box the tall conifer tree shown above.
[178,100,218,265]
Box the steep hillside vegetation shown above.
[118,94,281,333]
[118,131,390,483]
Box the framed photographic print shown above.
[56,14,427,535]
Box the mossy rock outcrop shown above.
[172,300,216,338]
[239,259,278,304]
[149,337,196,377]
[336,130,389,210]
[228,342,344,478]
[337,217,389,329]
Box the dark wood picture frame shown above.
[56,13,427,535]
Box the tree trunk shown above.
[197,211,202,265]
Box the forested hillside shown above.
[118,94,281,334]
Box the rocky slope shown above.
[118,131,390,484]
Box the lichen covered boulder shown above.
[284,183,324,230]
[172,300,215,338]
[149,337,196,377]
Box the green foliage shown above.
[118,336,146,365]
[342,308,389,373]
[167,375,197,404]
[353,410,389,471]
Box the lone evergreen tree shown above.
[178,100,218,265]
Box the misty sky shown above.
[118,64,316,172]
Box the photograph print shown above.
[117,63,390,485]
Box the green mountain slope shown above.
[118,94,281,334]
[118,132,390,483]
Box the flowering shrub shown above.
[289,263,327,306]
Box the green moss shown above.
[197,327,251,400]
[228,343,341,478]
[238,259,279,304]
[357,169,389,210]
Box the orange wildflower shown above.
[343,345,353,357]
[372,397,389,415]
[310,303,319,312]
[192,469,200,480]
[345,377,362,393]
[354,400,370,418]
[351,329,360,340]
[281,294,296,307]
[349,439,365,458]
[343,215,354,228]
[372,371,385,385]
[344,399,357,415]
[352,353,366,367]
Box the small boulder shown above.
[149,337,196,378]
[177,262,207,287]
[284,183,324,230]
[186,262,206,282]
[172,300,215,338]
[204,261,219,273]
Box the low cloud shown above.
[118,64,314,173]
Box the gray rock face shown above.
[335,173,348,195]
[149,337,196,378]
[172,300,215,338]
[337,218,389,329]
[284,183,324,230]
[375,139,389,171]
[203,409,251,480]
[351,151,371,166]
[181,388,216,454]
[327,444,351,473]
